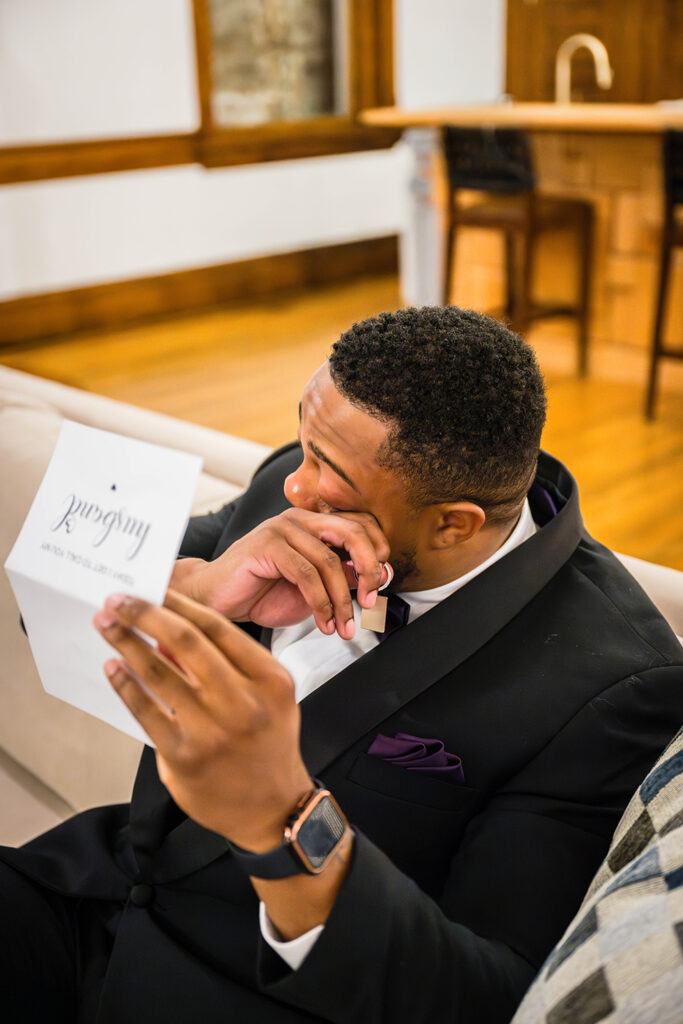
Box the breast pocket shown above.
[343,753,483,896]
[348,752,478,810]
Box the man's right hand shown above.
[170,508,391,639]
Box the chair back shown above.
[663,130,683,208]
[443,127,536,194]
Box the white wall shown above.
[0,0,199,142]
[0,0,506,301]
[395,0,506,109]
[0,153,409,296]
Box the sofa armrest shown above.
[0,365,271,488]
[615,551,683,640]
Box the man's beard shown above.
[387,547,418,591]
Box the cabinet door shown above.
[506,0,683,103]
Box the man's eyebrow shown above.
[307,440,360,493]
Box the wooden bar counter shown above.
[361,102,683,134]
[360,103,683,357]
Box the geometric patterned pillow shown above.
[511,726,683,1024]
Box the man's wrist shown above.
[227,781,351,878]
[251,828,354,941]
[170,557,208,605]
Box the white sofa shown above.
[0,365,270,813]
[1,365,681,821]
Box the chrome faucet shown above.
[555,33,614,103]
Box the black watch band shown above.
[227,837,305,879]
[227,781,349,879]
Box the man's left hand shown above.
[93,589,313,852]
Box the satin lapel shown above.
[300,454,583,776]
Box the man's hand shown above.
[171,508,391,640]
[93,589,313,852]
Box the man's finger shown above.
[99,590,288,687]
[264,528,356,637]
[103,658,182,750]
[284,510,389,610]
[163,588,292,681]
[94,600,241,711]
[342,560,392,606]
[313,510,390,562]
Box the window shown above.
[192,0,397,166]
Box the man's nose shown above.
[284,467,319,512]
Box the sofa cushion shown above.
[511,727,683,1023]
[0,391,64,548]
[192,473,243,516]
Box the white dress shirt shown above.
[260,499,538,968]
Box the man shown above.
[2,306,682,1023]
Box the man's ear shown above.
[427,502,486,549]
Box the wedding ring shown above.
[377,562,394,592]
[351,561,393,590]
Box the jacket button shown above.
[129,883,155,908]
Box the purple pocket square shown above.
[367,732,465,786]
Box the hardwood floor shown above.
[2,274,682,568]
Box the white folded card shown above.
[5,421,203,743]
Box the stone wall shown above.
[208,0,337,126]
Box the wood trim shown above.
[0,235,399,346]
[0,134,196,186]
[0,121,399,185]
[348,0,375,111]
[196,119,399,167]
[191,0,214,129]
[375,0,396,107]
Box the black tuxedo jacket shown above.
[3,445,683,1024]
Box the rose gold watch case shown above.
[283,788,349,874]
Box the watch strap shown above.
[227,836,305,879]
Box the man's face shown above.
[283,363,421,588]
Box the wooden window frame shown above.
[192,0,399,167]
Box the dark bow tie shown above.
[374,592,411,643]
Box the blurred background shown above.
[1,0,682,566]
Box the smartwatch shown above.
[227,781,350,879]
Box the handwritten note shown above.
[5,421,203,742]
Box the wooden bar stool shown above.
[645,130,683,419]
[442,127,594,375]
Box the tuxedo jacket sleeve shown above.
[177,444,683,1024]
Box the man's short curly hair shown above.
[328,306,547,524]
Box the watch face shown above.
[294,794,346,871]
